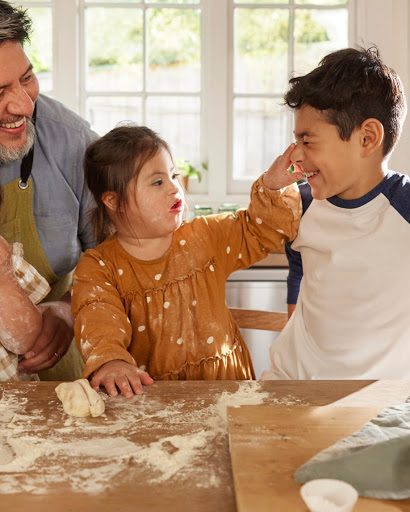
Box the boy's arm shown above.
[285,241,303,319]
[0,237,42,354]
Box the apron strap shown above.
[19,104,37,190]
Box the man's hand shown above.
[91,360,154,398]
[17,300,74,373]
[0,235,12,267]
[262,143,304,190]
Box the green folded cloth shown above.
[294,400,410,500]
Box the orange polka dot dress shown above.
[71,177,301,381]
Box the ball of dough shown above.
[55,379,105,418]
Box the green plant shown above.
[177,158,208,183]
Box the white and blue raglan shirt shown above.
[263,171,410,380]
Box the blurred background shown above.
[20,0,410,210]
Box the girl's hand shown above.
[262,143,304,190]
[90,360,154,398]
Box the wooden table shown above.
[0,380,409,512]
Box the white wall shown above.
[354,0,410,174]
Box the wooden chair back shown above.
[229,307,288,332]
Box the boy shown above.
[261,46,409,380]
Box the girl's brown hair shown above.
[84,124,172,243]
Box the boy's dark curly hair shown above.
[284,46,407,156]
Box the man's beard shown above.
[0,117,36,165]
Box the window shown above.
[229,0,349,193]
[22,0,351,207]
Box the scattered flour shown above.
[0,381,302,494]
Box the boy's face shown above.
[291,105,365,200]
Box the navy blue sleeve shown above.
[286,182,313,304]
[286,242,302,304]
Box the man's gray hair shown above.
[0,1,32,46]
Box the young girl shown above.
[71,125,303,398]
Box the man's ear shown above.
[102,191,118,212]
[360,118,384,156]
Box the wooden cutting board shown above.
[227,405,410,512]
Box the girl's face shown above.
[119,147,184,240]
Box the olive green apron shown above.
[0,177,84,381]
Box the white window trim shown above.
[33,0,410,211]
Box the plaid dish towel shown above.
[0,242,50,382]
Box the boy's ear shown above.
[360,118,384,156]
[101,191,118,212]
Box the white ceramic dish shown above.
[300,479,359,512]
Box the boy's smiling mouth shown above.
[305,170,319,179]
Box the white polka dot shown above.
[180,240,186,246]
[138,325,145,332]
[192,300,197,306]
[139,365,146,371]
[118,269,123,275]
[281,239,285,245]
[146,296,151,303]
[105,282,111,286]
[81,325,85,333]
[99,260,105,266]
[119,328,126,334]
[164,301,170,309]
[256,217,263,224]
[210,265,214,272]
[246,215,249,222]
[276,229,285,234]
[259,187,264,193]
[238,253,242,259]
[155,274,162,281]
[177,338,183,345]
[207,336,214,344]
[127,317,131,323]
[226,246,231,254]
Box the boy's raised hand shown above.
[91,359,154,398]
[262,143,304,190]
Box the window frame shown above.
[22,0,410,210]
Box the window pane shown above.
[147,8,201,93]
[146,96,200,163]
[25,7,52,93]
[87,97,143,135]
[233,98,289,180]
[294,9,348,75]
[86,8,143,92]
[234,9,289,94]
[296,0,347,5]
